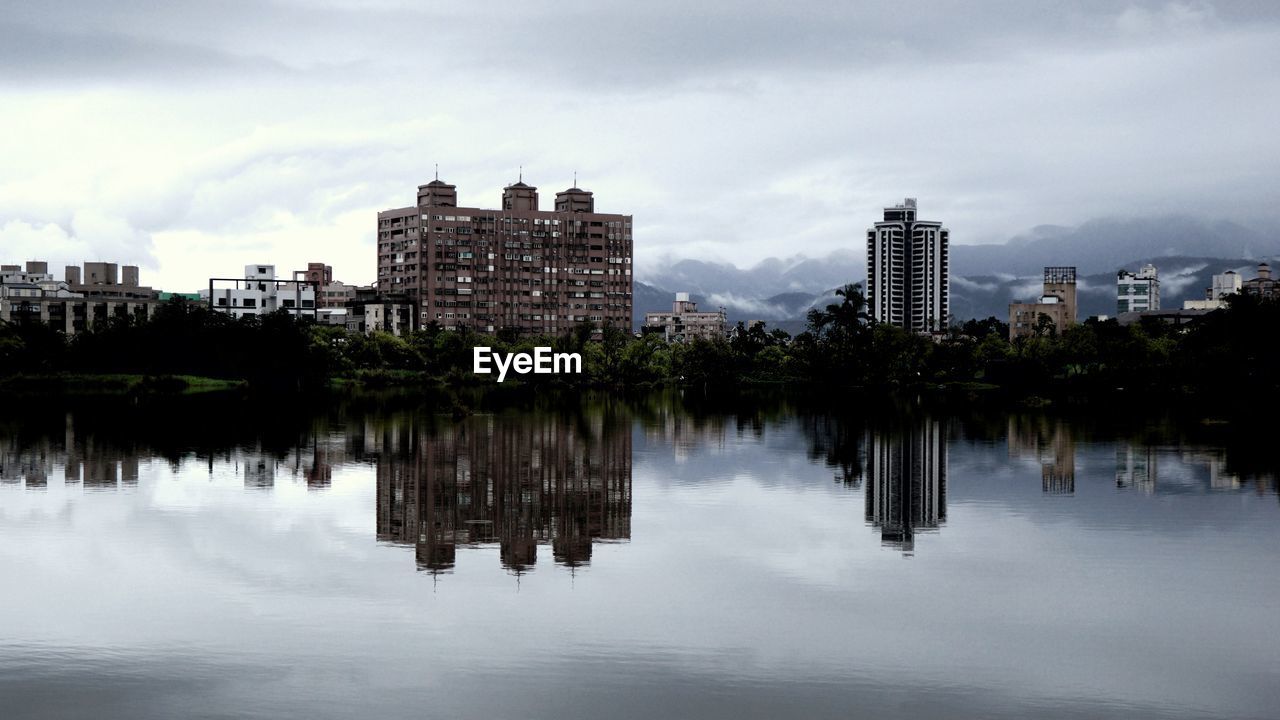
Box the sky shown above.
[1,0,1278,291]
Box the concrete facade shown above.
[203,264,317,319]
[376,176,633,336]
[1,260,161,333]
[1117,264,1160,313]
[867,198,950,334]
[1009,267,1078,340]
[643,293,727,343]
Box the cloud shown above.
[2,2,1280,289]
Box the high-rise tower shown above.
[866,198,950,333]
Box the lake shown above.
[1,391,1277,719]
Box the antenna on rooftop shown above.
[434,163,438,181]
[519,165,523,183]
[573,170,578,188]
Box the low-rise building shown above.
[1242,262,1278,299]
[1,260,161,333]
[1184,270,1242,310]
[1117,264,1160,313]
[1009,267,1078,340]
[1116,308,1213,327]
[643,293,726,343]
[345,289,416,336]
[203,264,317,319]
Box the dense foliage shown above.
[2,286,1278,401]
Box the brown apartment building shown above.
[376,176,633,335]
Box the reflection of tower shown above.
[241,451,275,488]
[1116,445,1158,493]
[865,418,946,553]
[1007,416,1076,494]
[375,408,632,579]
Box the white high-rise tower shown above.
[866,198,950,333]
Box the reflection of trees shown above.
[800,413,866,487]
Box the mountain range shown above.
[634,215,1280,330]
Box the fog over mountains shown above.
[634,216,1280,330]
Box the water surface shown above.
[1,393,1277,719]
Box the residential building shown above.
[318,281,361,309]
[300,262,333,286]
[203,264,317,319]
[1117,263,1160,313]
[1184,269,1242,310]
[866,198,949,334]
[1,260,161,333]
[1242,262,1278,299]
[376,175,633,336]
[1008,266,1078,340]
[642,292,726,343]
[345,289,417,337]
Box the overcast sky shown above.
[2,0,1278,291]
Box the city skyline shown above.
[3,2,1280,293]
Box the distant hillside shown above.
[636,215,1279,327]
[951,216,1280,276]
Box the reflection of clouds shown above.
[2,410,1280,719]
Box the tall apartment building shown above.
[1008,266,1078,340]
[377,176,633,335]
[1117,264,1160,313]
[866,198,950,333]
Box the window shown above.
[243,298,257,308]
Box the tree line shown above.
[2,285,1278,401]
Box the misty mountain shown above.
[635,215,1280,328]
[951,216,1280,276]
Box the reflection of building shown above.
[1007,416,1076,494]
[1116,445,1158,493]
[865,418,946,552]
[376,411,632,576]
[1009,267,1077,340]
[1182,450,1240,491]
[643,292,727,343]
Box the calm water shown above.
[1,392,1278,720]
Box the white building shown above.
[1117,264,1160,314]
[1184,269,1243,310]
[203,264,317,320]
[867,198,949,334]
